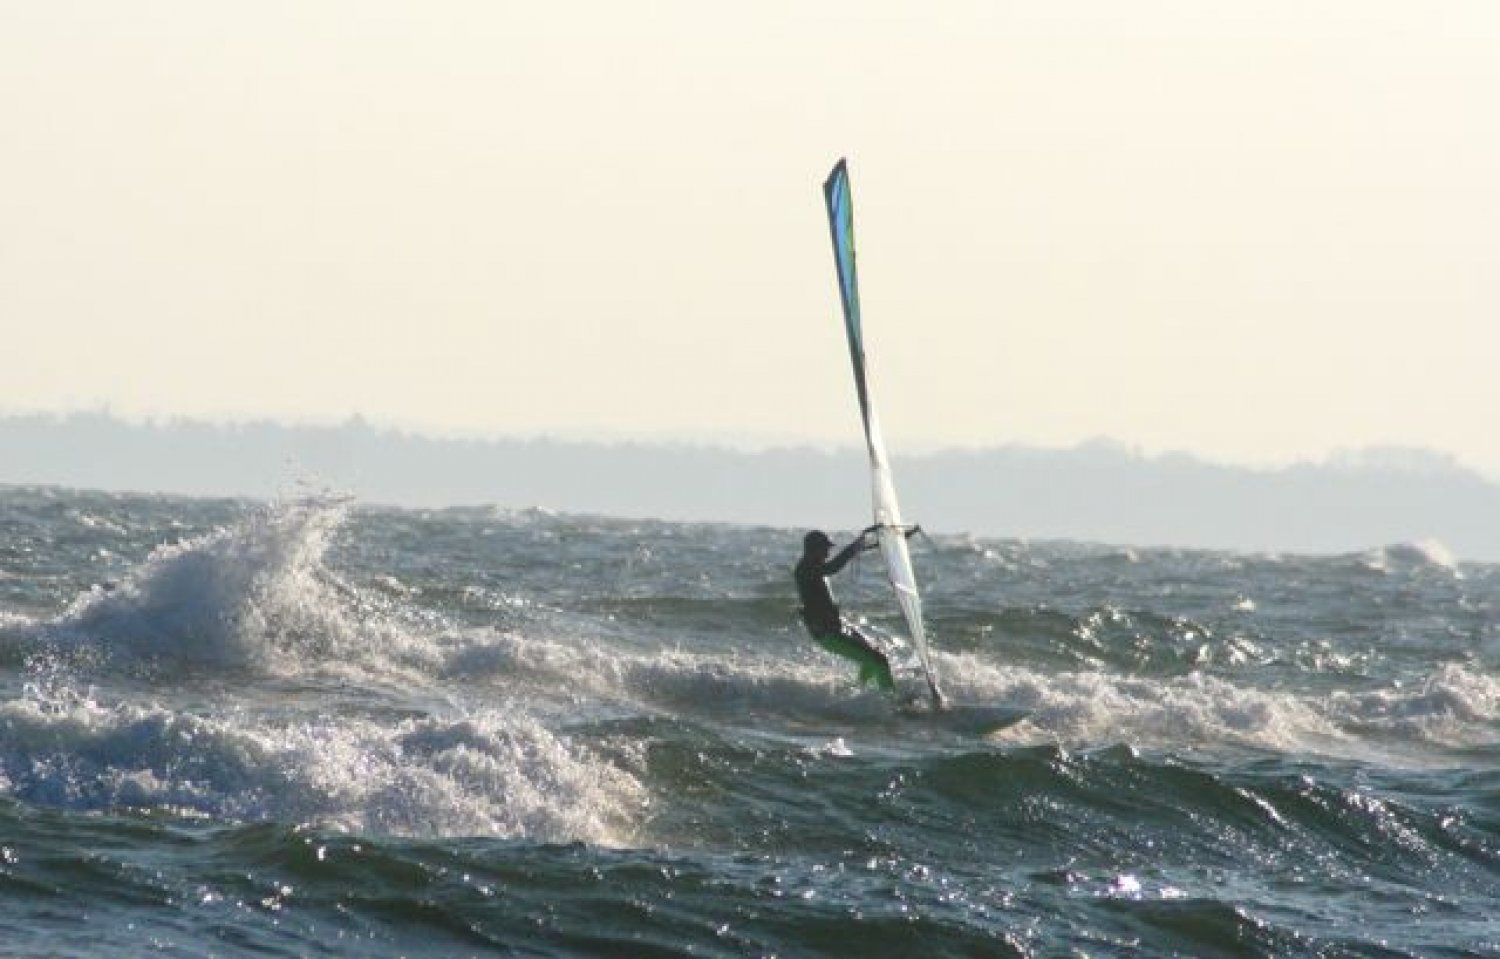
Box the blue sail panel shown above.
[822,159,873,440]
[821,158,943,705]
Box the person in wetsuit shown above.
[794,528,897,692]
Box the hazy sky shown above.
[3,2,1498,472]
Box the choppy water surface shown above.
[1,486,1497,956]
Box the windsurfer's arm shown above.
[860,523,923,540]
[823,537,869,575]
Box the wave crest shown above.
[44,498,399,676]
[0,683,647,843]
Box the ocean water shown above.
[1,485,1497,957]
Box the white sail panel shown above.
[822,158,943,703]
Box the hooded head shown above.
[803,530,834,554]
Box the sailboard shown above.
[822,158,945,707]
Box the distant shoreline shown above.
[4,411,1499,561]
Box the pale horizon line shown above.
[2,404,1494,482]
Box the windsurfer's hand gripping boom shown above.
[860,523,922,545]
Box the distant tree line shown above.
[3,411,1499,560]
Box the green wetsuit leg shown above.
[812,629,896,692]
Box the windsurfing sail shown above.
[822,158,944,705]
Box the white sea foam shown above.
[0,682,647,844]
[42,498,438,682]
[1359,539,1461,577]
[446,625,899,729]
[422,598,1500,765]
[939,654,1347,756]
[1331,663,1500,749]
[922,645,1500,763]
[438,616,1488,761]
[8,497,656,842]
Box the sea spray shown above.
[0,681,647,843]
[2,488,1498,956]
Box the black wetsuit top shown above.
[794,541,863,635]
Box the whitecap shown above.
[38,497,439,683]
[0,682,648,844]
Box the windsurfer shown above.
[794,527,918,693]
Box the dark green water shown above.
[2,487,1497,956]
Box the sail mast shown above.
[822,158,944,705]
